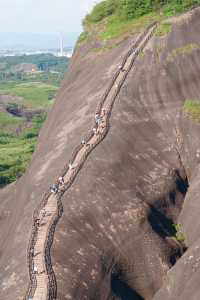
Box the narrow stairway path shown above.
[25,22,158,300]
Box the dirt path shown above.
[26,23,157,300]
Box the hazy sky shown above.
[0,0,98,33]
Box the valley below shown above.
[0,54,69,186]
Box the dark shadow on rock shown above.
[111,268,144,300]
[167,237,188,266]
[147,205,176,238]
[169,190,176,205]
[175,170,189,195]
[147,170,189,239]
[170,248,182,266]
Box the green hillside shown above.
[0,54,69,187]
[80,0,200,42]
[86,0,200,23]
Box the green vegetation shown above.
[163,0,200,16]
[77,31,90,44]
[0,112,23,128]
[168,43,200,60]
[0,81,58,108]
[139,50,146,59]
[0,138,35,185]
[89,40,125,54]
[100,12,158,40]
[0,54,69,86]
[155,22,172,37]
[81,0,200,42]
[0,115,45,185]
[0,54,69,186]
[173,223,186,242]
[0,53,67,70]
[183,100,200,122]
[86,0,200,24]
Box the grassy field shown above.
[0,54,69,186]
[0,114,45,186]
[0,81,58,186]
[0,81,58,108]
[0,133,36,185]
[0,83,50,186]
[0,111,24,128]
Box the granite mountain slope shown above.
[0,7,200,300]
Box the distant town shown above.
[0,32,78,58]
[0,47,73,58]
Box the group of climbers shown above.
[31,107,109,293]
[50,109,106,194]
[95,108,107,128]
[95,113,102,125]
[48,108,108,197]
[27,25,156,299]
[50,184,58,194]
[81,139,90,147]
[29,43,136,300]
[50,175,65,194]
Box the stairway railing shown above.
[25,21,158,300]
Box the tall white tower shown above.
[59,33,64,57]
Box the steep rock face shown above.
[0,28,134,300]
[52,8,200,300]
[0,7,200,300]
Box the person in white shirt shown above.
[58,176,64,185]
